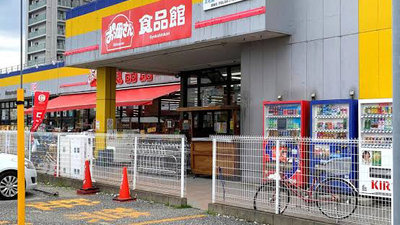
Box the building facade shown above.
[0,0,392,135]
[26,0,92,66]
[63,0,393,135]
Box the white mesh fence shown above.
[212,136,392,225]
[0,131,188,198]
[0,131,30,156]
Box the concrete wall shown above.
[241,0,359,135]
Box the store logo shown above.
[38,94,46,103]
[371,180,390,191]
[104,13,135,52]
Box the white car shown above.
[0,153,37,200]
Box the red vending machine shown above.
[262,101,310,187]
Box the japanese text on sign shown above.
[102,0,192,54]
[203,0,246,10]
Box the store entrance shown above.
[178,65,241,210]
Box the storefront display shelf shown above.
[361,114,392,118]
[265,115,301,118]
[361,145,393,149]
[361,130,393,134]
[315,129,347,133]
[314,115,347,119]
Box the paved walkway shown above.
[186,177,212,210]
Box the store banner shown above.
[31,91,50,132]
[101,0,192,54]
[203,0,246,10]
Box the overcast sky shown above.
[0,1,25,69]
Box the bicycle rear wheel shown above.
[315,178,358,220]
[253,180,290,214]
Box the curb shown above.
[37,173,187,207]
[208,203,339,225]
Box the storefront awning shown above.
[25,84,180,114]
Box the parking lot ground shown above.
[0,184,254,225]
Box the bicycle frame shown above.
[270,169,333,205]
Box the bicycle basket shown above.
[316,157,352,177]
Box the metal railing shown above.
[28,29,46,39]
[29,0,46,11]
[58,0,80,8]
[57,13,66,21]
[0,132,188,198]
[28,43,46,53]
[27,58,46,67]
[212,136,392,225]
[57,29,65,35]
[57,43,65,50]
[28,14,46,25]
[0,57,63,75]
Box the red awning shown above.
[25,84,180,114]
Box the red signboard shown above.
[101,0,192,54]
[31,91,50,132]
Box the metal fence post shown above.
[212,138,217,204]
[180,137,185,198]
[28,132,32,161]
[133,136,138,190]
[275,140,280,214]
[56,133,60,177]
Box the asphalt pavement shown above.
[0,184,256,225]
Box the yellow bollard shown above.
[17,88,25,225]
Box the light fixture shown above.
[311,93,316,100]
[277,95,282,101]
[349,90,355,99]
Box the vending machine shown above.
[358,99,392,197]
[262,101,309,187]
[309,99,358,185]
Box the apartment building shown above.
[26,0,92,67]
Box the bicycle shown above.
[253,157,358,221]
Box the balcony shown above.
[58,0,79,8]
[57,43,65,50]
[28,29,46,39]
[57,13,66,21]
[57,29,65,36]
[29,0,46,11]
[28,43,46,53]
[28,58,46,67]
[28,14,46,25]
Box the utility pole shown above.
[392,1,399,225]
[17,0,26,224]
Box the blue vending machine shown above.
[309,99,358,186]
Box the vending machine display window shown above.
[358,99,393,197]
[263,101,310,187]
[309,99,358,187]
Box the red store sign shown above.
[31,91,50,132]
[101,0,192,54]
[116,71,154,85]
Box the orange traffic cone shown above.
[77,160,99,195]
[113,167,133,202]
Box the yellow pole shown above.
[17,88,25,225]
[17,0,25,223]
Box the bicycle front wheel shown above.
[253,180,290,214]
[315,178,358,220]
